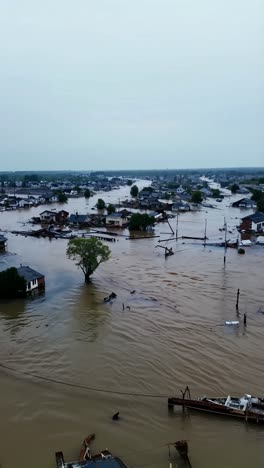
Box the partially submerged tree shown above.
[0,267,26,299]
[230,183,239,193]
[107,203,116,215]
[211,188,221,198]
[97,198,106,210]
[67,238,111,283]
[74,185,81,194]
[130,185,139,197]
[57,192,68,203]
[129,213,155,231]
[84,189,91,198]
[250,189,264,212]
[141,186,153,193]
[191,191,203,203]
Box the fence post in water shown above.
[236,289,240,309]
[244,312,247,326]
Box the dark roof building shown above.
[232,198,256,208]
[17,266,45,293]
[241,212,264,223]
[240,212,264,232]
[17,266,44,282]
[69,213,91,224]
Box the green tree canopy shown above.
[84,189,91,198]
[141,186,154,192]
[127,179,133,186]
[107,204,116,215]
[211,188,221,198]
[67,237,111,282]
[97,198,106,210]
[230,183,239,193]
[23,174,40,183]
[130,185,139,197]
[0,267,26,299]
[250,189,264,212]
[191,191,203,203]
[58,192,68,203]
[129,213,155,231]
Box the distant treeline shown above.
[1,167,264,180]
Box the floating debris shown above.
[104,292,117,303]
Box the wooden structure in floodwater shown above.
[168,386,264,424]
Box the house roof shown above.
[242,212,264,223]
[39,210,56,215]
[17,266,44,282]
[82,456,126,468]
[106,212,125,218]
[57,210,69,215]
[69,214,90,223]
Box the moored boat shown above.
[56,433,129,468]
[168,386,264,423]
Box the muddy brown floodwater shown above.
[0,180,263,468]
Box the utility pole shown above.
[167,216,174,235]
[203,219,207,247]
[224,217,227,266]
[176,212,179,241]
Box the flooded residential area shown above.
[1,1,263,466]
[0,171,264,468]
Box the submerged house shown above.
[105,212,129,228]
[68,213,91,226]
[39,210,57,223]
[17,265,45,293]
[171,201,191,212]
[240,212,264,232]
[56,210,69,224]
[232,198,257,209]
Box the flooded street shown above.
[0,181,264,468]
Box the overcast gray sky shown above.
[0,0,263,171]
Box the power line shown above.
[0,362,168,398]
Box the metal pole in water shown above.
[176,212,179,241]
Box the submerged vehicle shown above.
[168,386,264,423]
[56,434,128,468]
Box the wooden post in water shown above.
[244,312,247,326]
[236,289,240,309]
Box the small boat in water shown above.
[168,386,264,423]
[56,433,128,468]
